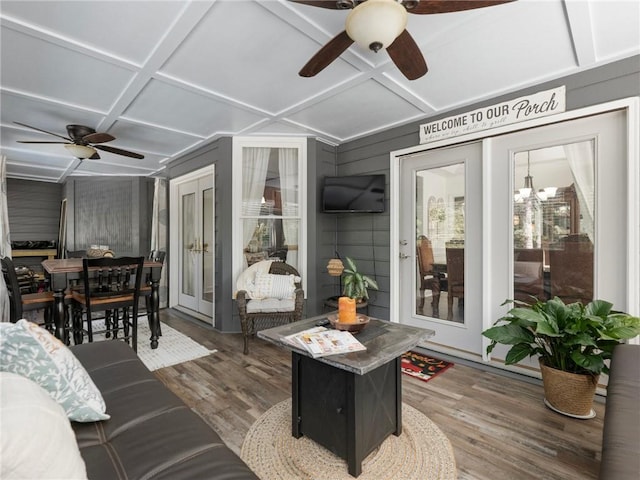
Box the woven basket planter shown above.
[540,360,599,417]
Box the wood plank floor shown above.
[153,309,604,480]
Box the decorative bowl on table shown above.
[86,247,115,258]
[327,314,370,334]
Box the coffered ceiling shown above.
[1,0,638,183]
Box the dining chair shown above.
[445,247,465,321]
[549,234,594,304]
[139,250,166,335]
[1,256,54,328]
[70,256,144,352]
[416,235,440,311]
[513,248,545,303]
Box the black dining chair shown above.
[1,256,54,327]
[70,256,144,352]
[139,250,166,335]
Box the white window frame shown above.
[231,136,307,295]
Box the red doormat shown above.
[401,351,454,383]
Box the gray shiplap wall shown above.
[64,177,153,257]
[6,178,63,272]
[309,139,338,315]
[7,178,62,243]
[334,55,640,321]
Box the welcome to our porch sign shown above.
[419,86,566,144]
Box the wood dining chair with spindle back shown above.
[71,256,144,352]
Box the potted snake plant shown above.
[483,297,640,418]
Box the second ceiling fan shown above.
[291,0,514,80]
[15,121,144,160]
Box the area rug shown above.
[401,351,454,383]
[240,399,457,480]
[90,318,216,371]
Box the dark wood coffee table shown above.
[258,315,434,477]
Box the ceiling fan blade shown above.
[13,121,72,141]
[387,30,428,80]
[409,0,514,15]
[288,1,347,9]
[17,140,68,144]
[83,132,115,144]
[299,30,354,77]
[94,144,144,159]
[89,151,101,160]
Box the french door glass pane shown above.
[182,192,195,296]
[415,162,465,323]
[512,141,595,305]
[202,187,214,303]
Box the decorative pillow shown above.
[0,320,109,422]
[0,372,88,479]
[252,272,298,299]
[234,259,274,299]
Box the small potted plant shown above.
[335,257,379,325]
[341,257,379,302]
[483,297,640,418]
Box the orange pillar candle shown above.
[338,296,357,323]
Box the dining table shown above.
[42,258,164,349]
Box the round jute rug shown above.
[240,399,457,480]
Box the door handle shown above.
[400,253,410,259]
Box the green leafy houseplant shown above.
[341,257,379,301]
[483,297,640,376]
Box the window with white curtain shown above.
[232,137,307,291]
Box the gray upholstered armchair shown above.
[236,260,304,354]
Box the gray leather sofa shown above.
[70,340,258,480]
[599,344,640,480]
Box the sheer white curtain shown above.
[278,148,299,267]
[0,155,12,322]
[151,177,168,308]
[242,147,270,263]
[564,141,595,240]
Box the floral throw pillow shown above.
[0,320,109,422]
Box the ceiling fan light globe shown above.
[346,0,407,52]
[65,144,97,159]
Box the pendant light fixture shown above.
[515,151,557,203]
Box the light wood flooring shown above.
[153,309,604,480]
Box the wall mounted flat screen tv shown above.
[322,174,385,213]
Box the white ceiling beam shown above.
[562,0,597,66]
[97,1,218,132]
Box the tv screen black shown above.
[322,174,385,213]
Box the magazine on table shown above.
[284,327,366,358]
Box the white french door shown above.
[398,142,483,355]
[170,167,214,324]
[392,102,638,369]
